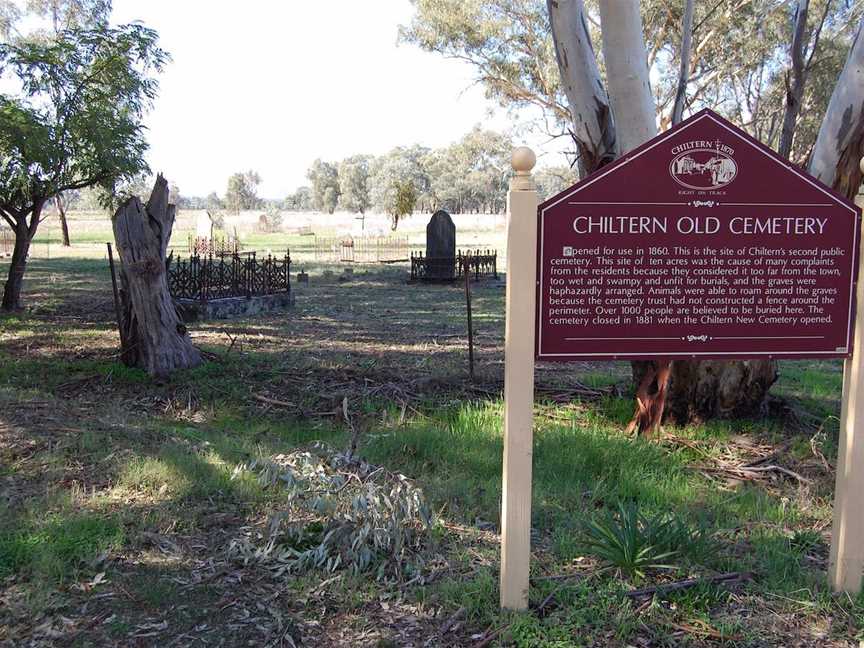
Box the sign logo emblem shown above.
[669,147,737,190]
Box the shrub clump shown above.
[228,444,432,581]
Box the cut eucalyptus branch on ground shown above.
[228,443,433,582]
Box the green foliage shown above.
[400,0,566,127]
[368,146,427,225]
[402,0,863,166]
[534,165,578,200]
[424,125,511,213]
[224,170,261,212]
[257,205,283,233]
[578,501,681,579]
[284,185,312,211]
[337,155,371,215]
[306,159,340,214]
[0,23,167,213]
[0,20,167,307]
[391,180,417,229]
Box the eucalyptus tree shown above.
[0,24,168,311]
[224,170,261,212]
[402,0,861,167]
[369,146,430,228]
[306,159,340,214]
[285,186,312,212]
[405,0,864,428]
[338,155,372,227]
[426,126,512,213]
[533,165,578,200]
[550,0,864,431]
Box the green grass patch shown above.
[0,513,123,582]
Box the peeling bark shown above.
[547,0,616,173]
[809,16,864,197]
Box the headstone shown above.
[297,271,309,284]
[196,211,213,240]
[426,210,456,279]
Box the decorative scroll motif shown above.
[168,251,291,302]
[410,250,498,282]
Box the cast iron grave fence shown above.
[168,251,291,302]
[410,249,498,282]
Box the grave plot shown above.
[168,250,293,321]
[409,210,499,282]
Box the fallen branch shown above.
[695,463,811,485]
[624,571,752,599]
[253,394,297,409]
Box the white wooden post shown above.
[500,147,538,610]
[830,157,864,593]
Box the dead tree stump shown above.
[112,174,202,377]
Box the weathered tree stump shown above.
[630,359,778,435]
[112,175,202,377]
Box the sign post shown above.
[500,110,864,608]
[500,147,538,610]
[829,158,864,593]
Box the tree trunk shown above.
[809,16,864,200]
[779,0,809,158]
[671,0,695,126]
[1,201,43,312]
[547,0,616,173]
[633,360,779,425]
[598,0,657,153]
[56,194,71,247]
[112,175,202,378]
[1,225,32,311]
[546,1,779,433]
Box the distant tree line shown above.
[288,126,577,229]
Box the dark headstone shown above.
[426,210,456,279]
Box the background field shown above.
[0,210,862,647]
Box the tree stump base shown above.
[112,175,202,377]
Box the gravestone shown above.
[426,209,456,279]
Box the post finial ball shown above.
[512,147,536,174]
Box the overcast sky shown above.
[111,0,560,199]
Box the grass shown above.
[0,244,861,646]
[0,512,123,582]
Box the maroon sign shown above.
[536,109,861,361]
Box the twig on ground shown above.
[624,571,752,599]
